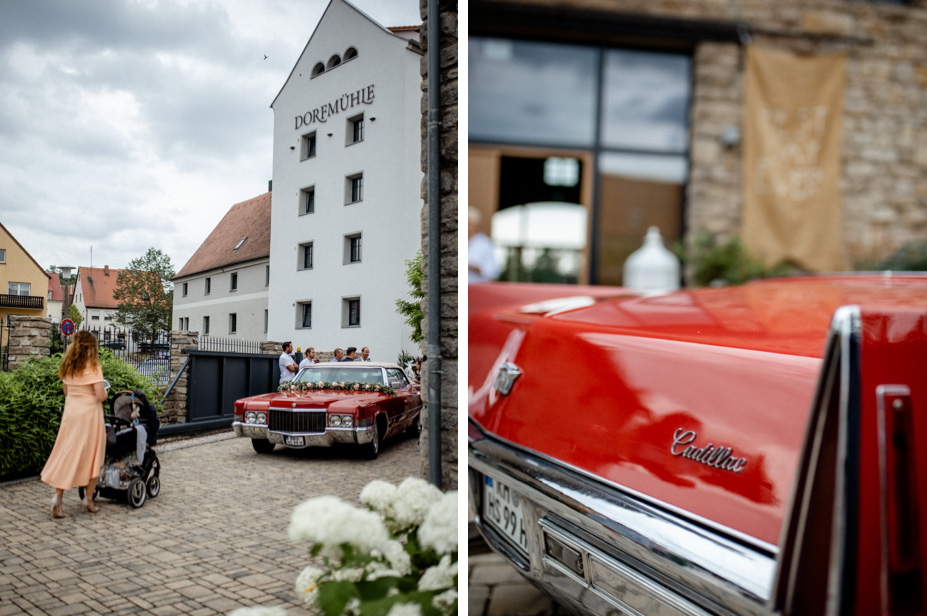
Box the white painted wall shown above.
[173,259,270,340]
[268,0,423,363]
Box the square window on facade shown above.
[300,186,315,214]
[345,234,362,263]
[301,132,317,160]
[347,114,364,145]
[346,173,363,204]
[342,297,361,328]
[0,249,6,263]
[299,242,314,270]
[297,301,312,329]
[205,277,211,295]
[203,316,210,336]
[230,272,238,292]
[91,310,100,321]
[229,313,237,334]
[182,282,188,297]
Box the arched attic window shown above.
[327,54,341,69]
[344,47,358,61]
[312,62,325,77]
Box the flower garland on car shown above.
[228,478,458,616]
[278,380,396,396]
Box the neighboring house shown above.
[0,221,49,339]
[46,274,63,322]
[172,192,271,341]
[71,265,123,331]
[268,0,423,362]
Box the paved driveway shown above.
[0,432,422,615]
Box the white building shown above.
[268,0,423,363]
[173,192,272,341]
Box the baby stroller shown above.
[79,389,161,508]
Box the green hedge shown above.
[0,350,163,480]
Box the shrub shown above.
[0,350,163,480]
[878,240,927,271]
[682,232,790,287]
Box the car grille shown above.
[269,409,326,433]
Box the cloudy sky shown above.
[0,0,421,275]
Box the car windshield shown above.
[296,366,385,385]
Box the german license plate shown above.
[483,474,529,556]
[284,435,305,447]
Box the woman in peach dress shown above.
[41,330,107,517]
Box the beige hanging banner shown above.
[742,46,847,272]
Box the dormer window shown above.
[233,237,247,251]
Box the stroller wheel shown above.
[127,478,147,508]
[146,475,161,498]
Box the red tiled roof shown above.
[175,192,272,279]
[78,266,123,309]
[48,274,63,302]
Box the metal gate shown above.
[160,349,279,435]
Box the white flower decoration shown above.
[417,491,458,555]
[385,603,422,616]
[418,554,457,591]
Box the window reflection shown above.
[469,37,598,147]
[600,50,692,152]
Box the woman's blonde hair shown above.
[58,330,100,379]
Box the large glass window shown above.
[469,37,598,147]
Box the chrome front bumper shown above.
[469,422,778,616]
[232,422,375,447]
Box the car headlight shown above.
[245,411,256,423]
[256,412,266,424]
[342,416,353,428]
[330,415,342,427]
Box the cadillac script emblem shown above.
[671,428,747,473]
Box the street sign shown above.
[61,319,75,336]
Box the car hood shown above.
[237,389,388,411]
[469,275,927,547]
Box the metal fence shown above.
[198,335,264,354]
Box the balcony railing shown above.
[0,294,44,310]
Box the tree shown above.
[112,248,175,342]
[67,304,83,328]
[395,251,424,344]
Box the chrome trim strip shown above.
[469,432,777,616]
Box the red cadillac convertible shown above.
[469,275,927,616]
[233,362,421,459]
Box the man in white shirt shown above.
[298,347,317,370]
[361,346,371,361]
[468,206,500,283]
[279,341,298,385]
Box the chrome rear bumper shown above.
[469,423,777,616]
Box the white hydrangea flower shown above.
[380,539,412,575]
[345,597,362,616]
[385,603,422,616]
[227,607,288,616]
[365,560,402,581]
[391,478,443,531]
[288,495,390,554]
[417,491,458,555]
[359,480,397,514]
[417,555,457,591]
[432,589,458,613]
[330,567,364,583]
[294,565,325,607]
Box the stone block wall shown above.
[161,330,197,424]
[419,0,459,491]
[7,316,52,370]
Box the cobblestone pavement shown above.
[0,431,422,615]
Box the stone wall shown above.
[161,330,197,424]
[7,316,52,370]
[419,0,459,490]
[476,0,927,268]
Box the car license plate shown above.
[284,435,305,447]
[483,474,529,556]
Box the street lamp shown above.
[59,266,74,321]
